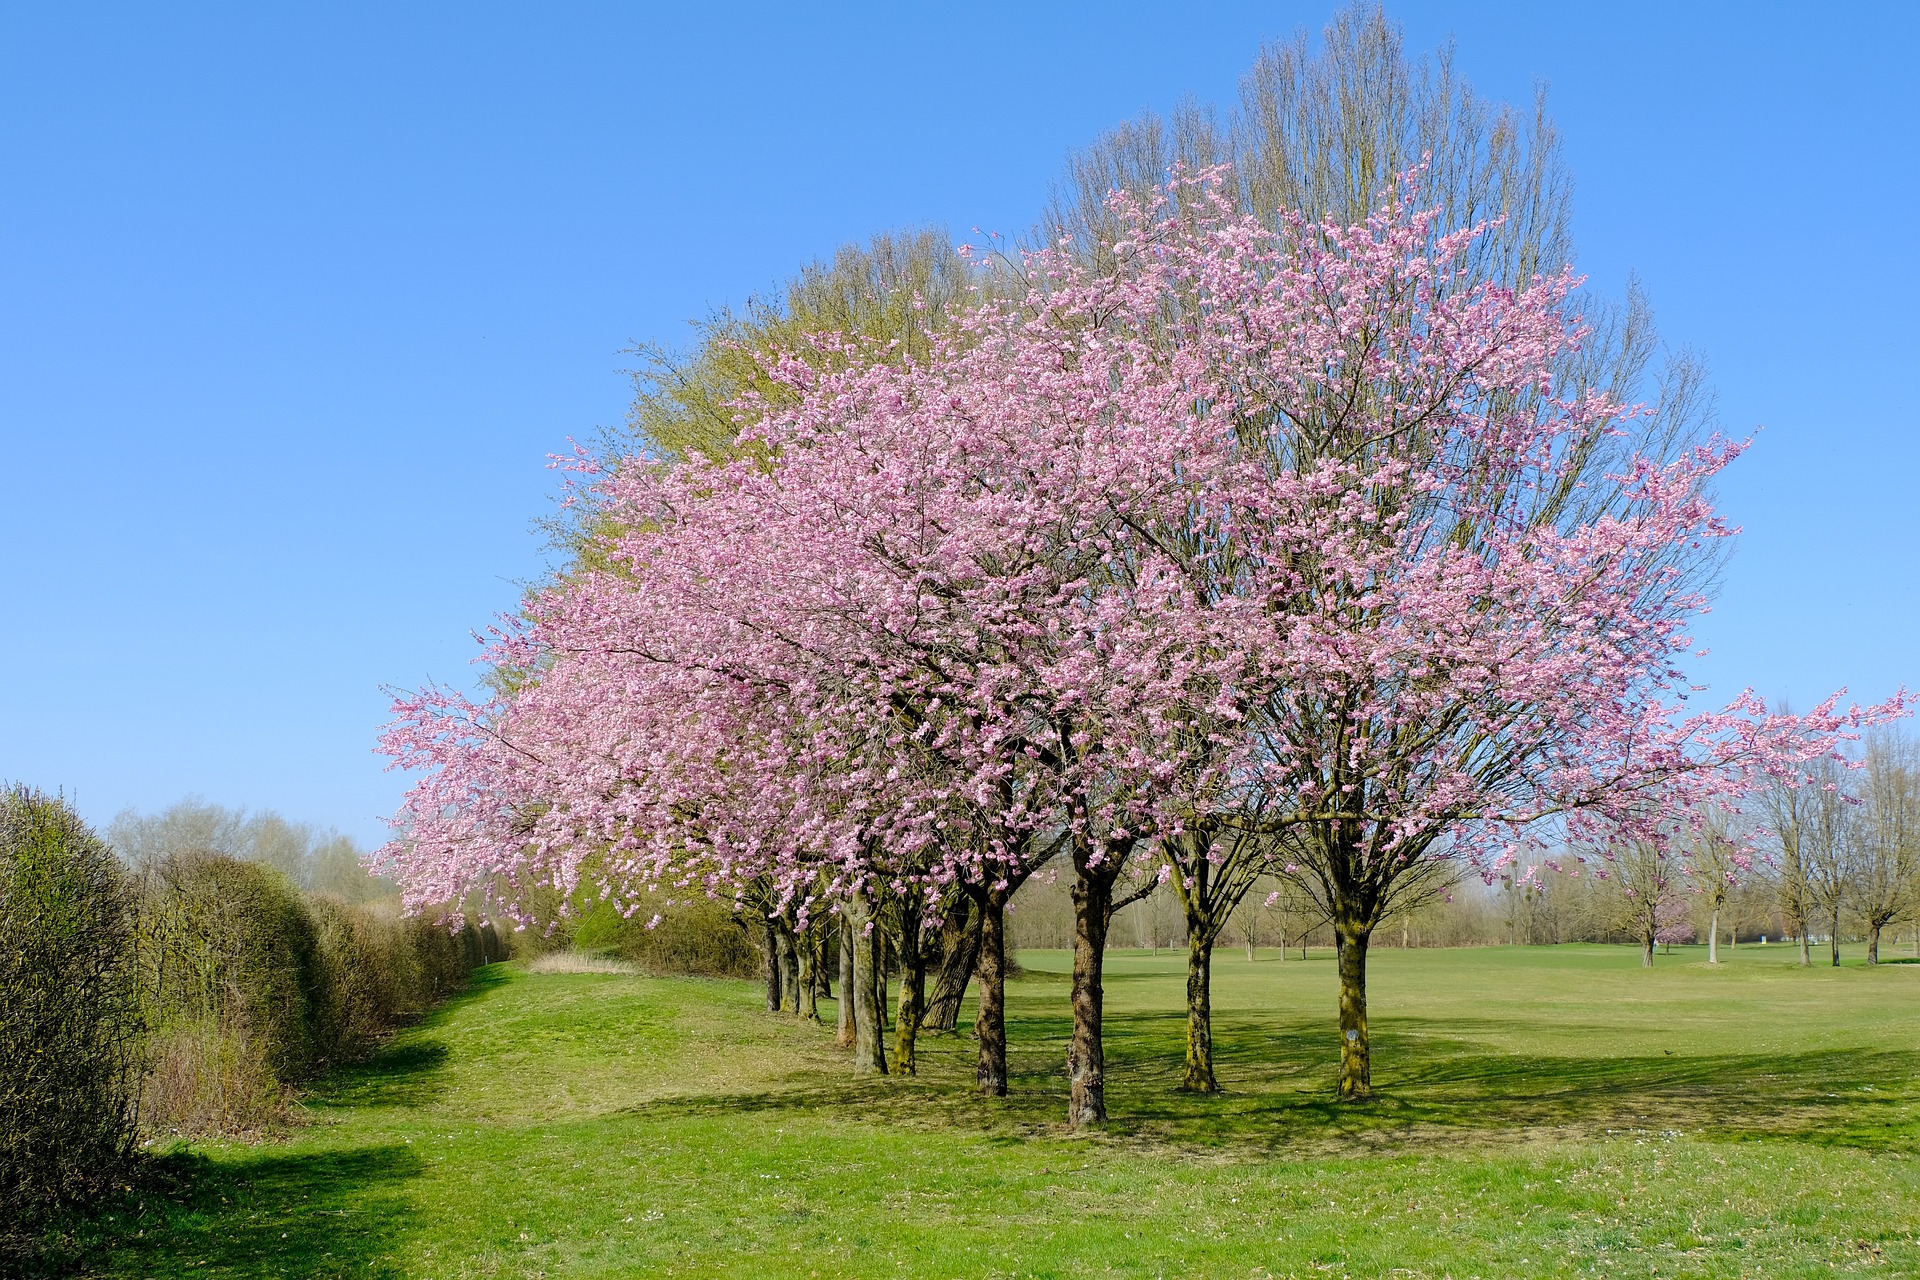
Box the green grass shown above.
[58,943,1920,1278]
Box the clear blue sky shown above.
[3,2,1914,848]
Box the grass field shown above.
[60,943,1920,1278]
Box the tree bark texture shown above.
[1831,908,1842,967]
[1336,924,1372,1100]
[796,933,819,1022]
[891,904,926,1076]
[762,920,782,1012]
[1183,928,1217,1093]
[874,926,891,1033]
[837,915,855,1046]
[846,898,887,1074]
[924,900,982,1033]
[1067,857,1115,1127]
[1868,922,1882,965]
[974,890,1008,1097]
[778,927,800,1012]
[1641,933,1655,968]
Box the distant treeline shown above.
[1007,864,1915,955]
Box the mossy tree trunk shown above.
[845,895,887,1074]
[777,926,800,1012]
[795,929,819,1022]
[973,887,1009,1096]
[836,914,855,1046]
[760,920,781,1012]
[923,898,982,1033]
[891,899,926,1076]
[1184,929,1215,1093]
[1065,835,1133,1129]
[1163,828,1264,1096]
[1336,921,1372,1100]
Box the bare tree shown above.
[1853,730,1919,964]
[1688,811,1743,965]
[1800,754,1855,968]
[1606,839,1693,968]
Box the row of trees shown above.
[379,8,1900,1124]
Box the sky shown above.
[3,2,1915,849]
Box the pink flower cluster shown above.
[375,168,1903,931]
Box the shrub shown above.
[571,895,758,978]
[0,788,143,1231]
[134,852,326,1133]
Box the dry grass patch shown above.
[525,951,640,976]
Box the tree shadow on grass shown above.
[304,967,505,1113]
[604,1003,1920,1161]
[45,1144,423,1280]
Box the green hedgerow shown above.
[0,787,143,1233]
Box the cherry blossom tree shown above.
[379,166,1903,1123]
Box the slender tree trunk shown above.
[1245,934,1255,962]
[892,906,925,1076]
[1401,916,1409,949]
[1335,923,1372,1100]
[1067,862,1115,1128]
[1831,907,1842,967]
[846,897,887,1074]
[761,920,782,1012]
[837,915,856,1046]
[1183,925,1217,1093]
[1708,908,1719,964]
[796,932,819,1022]
[1799,922,1812,967]
[1867,921,1881,965]
[924,900,982,1033]
[974,890,1008,1096]
[874,925,891,1032]
[1641,929,1655,968]
[778,927,800,1012]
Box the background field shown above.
[66,945,1920,1278]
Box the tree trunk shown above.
[1867,921,1881,965]
[924,900,982,1033]
[1183,926,1217,1093]
[796,932,819,1022]
[837,915,856,1045]
[1245,934,1255,962]
[1336,924,1372,1100]
[1708,908,1719,964]
[1831,908,1842,967]
[778,927,800,1013]
[1067,862,1114,1128]
[892,906,925,1076]
[846,898,887,1074]
[874,925,891,1032]
[974,890,1008,1096]
[761,919,782,1012]
[1799,925,1811,967]
[1641,930,1655,968]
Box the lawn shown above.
[62,943,1920,1278]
